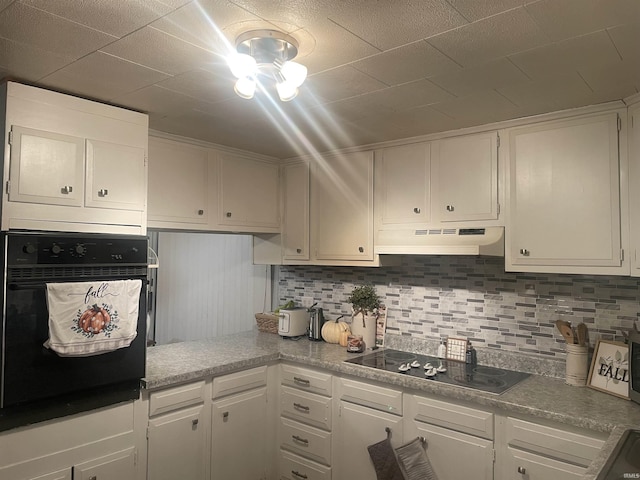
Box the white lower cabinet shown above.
[146,381,208,480]
[211,386,268,479]
[73,447,137,479]
[495,415,606,480]
[278,365,333,480]
[405,394,494,480]
[280,449,331,480]
[0,402,138,480]
[333,378,403,480]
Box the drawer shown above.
[149,380,205,417]
[506,417,605,467]
[337,377,402,416]
[281,364,332,397]
[280,449,331,480]
[279,417,332,466]
[281,385,332,431]
[212,365,267,399]
[407,394,494,440]
[504,446,586,480]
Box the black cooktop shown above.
[344,349,530,395]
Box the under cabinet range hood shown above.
[375,227,504,256]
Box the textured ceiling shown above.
[0,0,638,159]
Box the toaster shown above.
[278,308,310,337]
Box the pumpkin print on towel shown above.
[72,304,119,338]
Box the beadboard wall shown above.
[277,256,640,358]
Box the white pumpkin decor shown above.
[321,317,350,344]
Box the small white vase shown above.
[351,311,377,349]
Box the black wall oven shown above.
[0,232,147,418]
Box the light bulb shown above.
[234,77,256,99]
[280,61,307,88]
[276,80,298,102]
[228,53,257,79]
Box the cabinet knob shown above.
[192,419,199,427]
[88,476,97,480]
[517,466,526,474]
[358,246,364,253]
[446,205,454,212]
[296,248,302,254]
[413,207,421,214]
[226,212,232,218]
[98,188,108,197]
[519,248,530,256]
[222,411,229,420]
[61,185,73,194]
[198,209,204,215]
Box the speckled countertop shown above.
[145,329,640,478]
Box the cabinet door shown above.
[9,125,84,206]
[504,447,586,480]
[85,139,146,211]
[333,401,403,480]
[283,162,310,260]
[147,404,207,480]
[405,421,493,480]
[377,142,430,225]
[29,469,72,480]
[629,103,640,275]
[148,137,209,224]
[211,387,267,480]
[432,131,498,222]
[313,151,374,261]
[73,447,136,480]
[508,113,621,268]
[219,154,279,228]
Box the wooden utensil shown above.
[555,320,575,344]
[576,323,588,347]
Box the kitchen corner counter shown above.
[145,329,640,478]
[145,330,640,434]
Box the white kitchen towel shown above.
[44,279,142,357]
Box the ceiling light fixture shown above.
[227,29,307,102]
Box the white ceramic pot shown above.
[350,310,377,349]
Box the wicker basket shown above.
[255,313,279,334]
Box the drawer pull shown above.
[292,470,308,479]
[517,466,526,474]
[293,376,310,387]
[88,477,97,480]
[293,402,310,412]
[292,435,309,445]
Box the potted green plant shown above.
[347,285,380,349]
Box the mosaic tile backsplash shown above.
[277,256,640,359]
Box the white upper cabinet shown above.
[1,82,148,234]
[8,126,84,207]
[85,139,146,211]
[431,131,499,223]
[506,112,624,274]
[312,151,374,261]
[282,161,310,261]
[628,100,640,276]
[148,137,209,226]
[147,136,280,234]
[218,153,280,230]
[376,142,430,226]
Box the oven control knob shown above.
[23,244,36,254]
[51,244,62,255]
[74,244,87,256]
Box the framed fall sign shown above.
[587,340,630,399]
